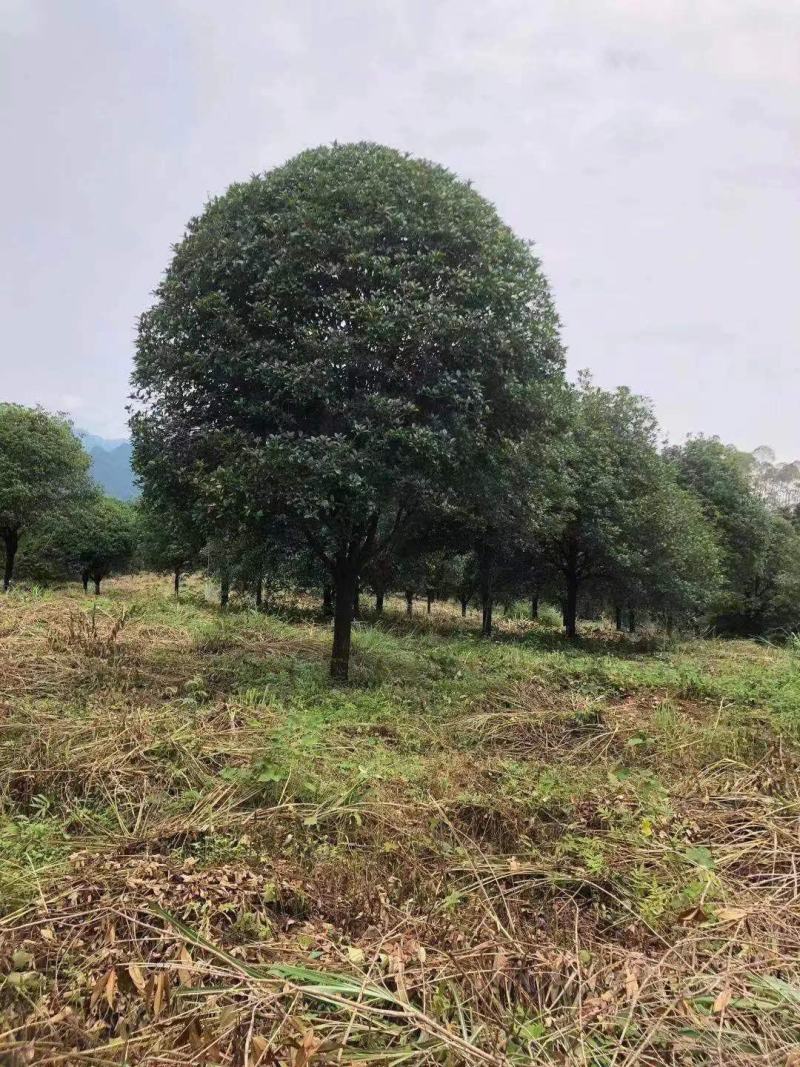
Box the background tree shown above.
[541,378,691,639]
[137,500,204,597]
[131,142,564,679]
[667,437,773,633]
[72,496,137,594]
[0,404,92,590]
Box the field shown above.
[1,577,800,1066]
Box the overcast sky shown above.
[1,0,798,455]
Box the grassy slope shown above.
[1,576,799,1065]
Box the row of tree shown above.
[4,144,798,679]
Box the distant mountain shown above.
[76,430,138,501]
[77,430,129,454]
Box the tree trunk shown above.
[82,571,89,594]
[94,577,101,596]
[666,613,674,638]
[478,537,495,638]
[426,590,433,615]
[375,590,384,614]
[220,573,230,609]
[615,606,623,632]
[460,596,468,618]
[254,573,263,610]
[331,568,356,682]
[405,589,413,616]
[564,569,578,640]
[531,594,539,620]
[481,594,494,637]
[628,609,635,633]
[2,528,18,592]
[174,568,181,599]
[353,582,361,620]
[322,584,333,617]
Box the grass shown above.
[1,575,799,1064]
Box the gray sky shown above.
[1,0,798,455]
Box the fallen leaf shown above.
[713,987,733,1013]
[716,907,748,922]
[128,963,146,994]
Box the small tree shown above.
[137,501,204,597]
[541,378,691,639]
[666,437,774,631]
[132,143,563,679]
[72,497,137,594]
[0,405,92,590]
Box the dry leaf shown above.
[717,907,748,922]
[152,972,170,1018]
[177,946,194,986]
[89,968,116,1012]
[128,963,146,994]
[713,987,733,1013]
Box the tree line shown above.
[4,144,798,679]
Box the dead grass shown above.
[1,577,800,1064]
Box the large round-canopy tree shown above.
[131,142,563,679]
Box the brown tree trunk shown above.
[531,593,539,620]
[254,573,263,609]
[174,568,181,599]
[615,606,623,631]
[331,568,356,681]
[322,584,333,617]
[628,609,635,633]
[426,590,433,615]
[460,596,468,618]
[564,573,578,639]
[405,589,413,615]
[220,572,230,609]
[478,538,495,637]
[375,590,384,614]
[2,528,18,592]
[94,577,101,596]
[82,571,89,594]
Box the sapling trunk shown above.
[460,596,468,618]
[2,529,18,592]
[564,574,578,640]
[405,590,413,615]
[331,569,356,681]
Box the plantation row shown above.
[3,144,799,679]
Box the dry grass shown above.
[1,577,800,1065]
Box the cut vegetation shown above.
[2,576,799,1064]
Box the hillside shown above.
[2,576,799,1065]
[76,430,137,501]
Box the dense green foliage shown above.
[0,404,93,590]
[131,142,565,677]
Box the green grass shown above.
[1,574,799,1064]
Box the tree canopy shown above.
[0,404,92,590]
[132,142,564,677]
